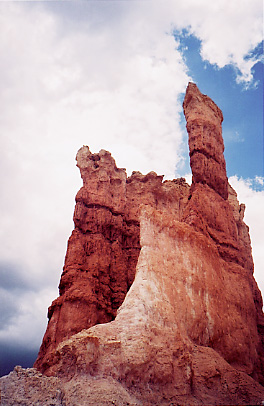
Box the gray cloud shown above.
[0,262,36,333]
[0,262,33,292]
[0,290,18,331]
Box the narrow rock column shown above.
[183,83,244,265]
[183,82,228,200]
[183,83,264,384]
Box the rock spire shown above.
[183,82,228,199]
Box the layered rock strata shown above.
[3,83,263,405]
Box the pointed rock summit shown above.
[183,84,254,272]
[1,83,263,405]
[183,82,228,199]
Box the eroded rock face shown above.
[0,366,140,406]
[34,147,190,374]
[0,366,63,406]
[27,83,264,404]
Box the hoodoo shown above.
[1,83,263,406]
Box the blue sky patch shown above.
[175,31,263,183]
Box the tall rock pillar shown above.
[183,82,264,384]
[183,83,251,270]
[183,82,228,199]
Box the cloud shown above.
[115,0,263,84]
[0,286,57,349]
[0,261,57,348]
[0,2,190,353]
[171,0,263,84]
[0,1,262,363]
[229,176,264,297]
[0,289,18,331]
[0,2,190,175]
[255,176,264,187]
[0,262,32,291]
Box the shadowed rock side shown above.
[2,83,263,405]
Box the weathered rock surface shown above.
[34,147,190,374]
[0,366,139,406]
[2,83,263,405]
[0,366,63,406]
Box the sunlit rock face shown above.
[2,83,263,406]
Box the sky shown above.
[0,0,263,376]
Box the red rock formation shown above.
[34,148,139,372]
[34,147,190,373]
[183,82,228,200]
[30,83,264,405]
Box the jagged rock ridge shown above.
[1,83,263,406]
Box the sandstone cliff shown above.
[1,83,263,406]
